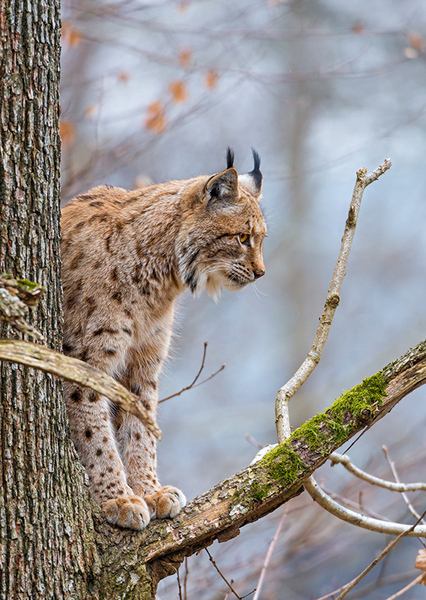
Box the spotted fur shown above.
[61,149,267,530]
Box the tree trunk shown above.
[0,2,98,598]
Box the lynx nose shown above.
[253,269,265,280]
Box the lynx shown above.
[61,149,266,530]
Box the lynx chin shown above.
[61,148,267,530]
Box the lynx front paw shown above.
[145,486,186,519]
[102,496,150,530]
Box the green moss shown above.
[289,372,387,452]
[254,372,388,495]
[15,278,43,292]
[261,444,306,486]
[0,274,44,292]
[249,481,271,502]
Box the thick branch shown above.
[0,339,161,439]
[96,337,426,583]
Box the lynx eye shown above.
[239,233,250,246]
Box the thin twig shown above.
[183,557,189,600]
[382,445,425,523]
[275,158,391,443]
[333,509,426,600]
[316,576,360,600]
[176,568,183,600]
[347,570,419,600]
[159,341,225,403]
[253,505,289,600]
[383,575,425,600]
[321,486,388,521]
[316,571,419,600]
[205,548,243,600]
[245,433,264,450]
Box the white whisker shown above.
[252,282,268,298]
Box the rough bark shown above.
[0,1,98,598]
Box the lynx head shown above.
[178,148,267,297]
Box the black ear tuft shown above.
[226,147,235,169]
[249,148,262,191]
[251,148,261,172]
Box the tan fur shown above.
[61,153,266,530]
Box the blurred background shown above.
[60,1,426,597]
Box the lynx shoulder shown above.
[61,149,266,530]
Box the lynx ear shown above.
[204,167,239,208]
[238,148,262,198]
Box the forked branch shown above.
[159,341,225,404]
[275,159,392,442]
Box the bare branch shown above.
[0,274,45,306]
[383,575,425,600]
[275,159,392,442]
[332,511,426,600]
[0,339,161,439]
[330,452,426,493]
[205,548,243,600]
[382,445,425,522]
[0,275,46,341]
[159,341,225,404]
[0,287,45,342]
[253,506,289,600]
[304,477,426,537]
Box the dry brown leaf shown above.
[62,21,83,47]
[351,21,364,35]
[60,120,76,148]
[84,103,100,120]
[414,549,426,585]
[178,48,193,68]
[169,80,187,103]
[117,71,130,83]
[145,102,166,134]
[177,1,188,12]
[408,32,424,52]
[204,69,219,89]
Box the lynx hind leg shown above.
[64,382,151,531]
[116,412,186,520]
